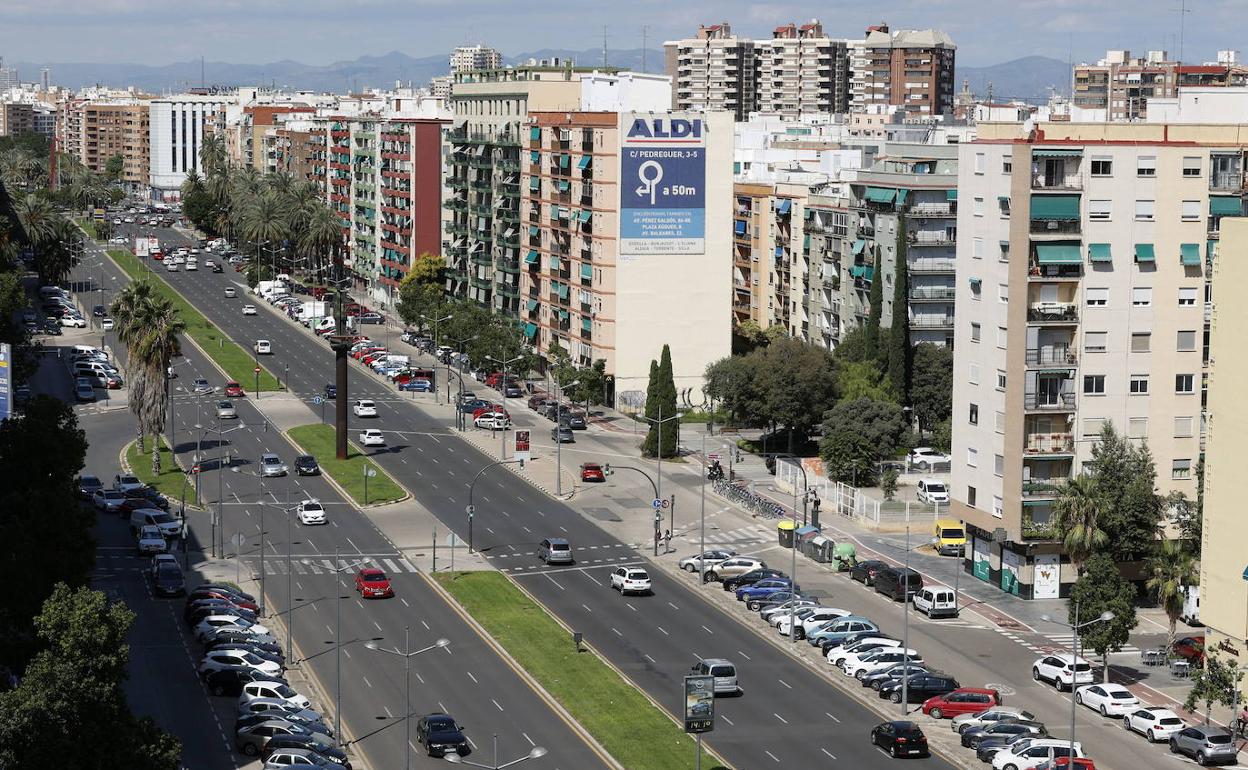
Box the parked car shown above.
[1032,654,1095,691]
[862,663,933,691]
[777,606,852,639]
[609,567,652,595]
[808,617,879,650]
[714,563,777,588]
[952,706,1039,735]
[962,721,1047,749]
[77,475,105,498]
[679,550,739,574]
[198,649,283,678]
[991,739,1083,770]
[202,666,276,697]
[845,649,923,679]
[919,686,1002,719]
[1169,725,1238,766]
[261,747,346,770]
[235,719,332,757]
[415,713,469,757]
[114,473,146,493]
[240,680,310,710]
[908,447,951,469]
[260,736,349,770]
[1075,683,1139,717]
[878,673,960,704]
[735,578,796,603]
[851,559,891,586]
[1172,635,1205,665]
[135,525,167,555]
[870,720,929,758]
[873,567,924,602]
[1122,707,1185,742]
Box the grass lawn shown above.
[106,249,280,392]
[126,435,198,507]
[286,424,405,506]
[75,217,98,239]
[435,572,726,770]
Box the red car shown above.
[361,351,390,366]
[1172,636,1205,665]
[472,405,508,420]
[223,381,244,397]
[1024,758,1095,770]
[920,687,1001,719]
[354,568,394,599]
[484,372,503,388]
[580,463,605,482]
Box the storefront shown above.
[964,524,1072,599]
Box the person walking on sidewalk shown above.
[663,529,672,554]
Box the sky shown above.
[0,0,1244,68]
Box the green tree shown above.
[704,354,764,428]
[835,359,896,403]
[909,343,951,434]
[832,326,876,363]
[396,253,448,328]
[1051,474,1108,572]
[932,417,952,453]
[886,217,910,398]
[641,345,679,458]
[1069,553,1139,682]
[1087,423,1165,560]
[181,189,214,233]
[104,154,125,181]
[752,337,838,452]
[820,425,879,486]
[1145,539,1199,651]
[1184,654,1244,725]
[865,248,883,358]
[819,398,908,486]
[881,468,899,501]
[296,203,343,286]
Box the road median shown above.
[286,424,405,506]
[124,435,199,507]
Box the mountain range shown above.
[16,49,1070,105]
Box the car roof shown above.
[546,537,569,545]
[700,657,732,666]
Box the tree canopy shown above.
[1069,553,1139,681]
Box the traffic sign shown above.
[230,533,246,547]
[465,504,475,518]
[364,468,377,478]
[253,367,261,373]
[311,396,325,405]
[445,533,465,548]
[652,498,663,509]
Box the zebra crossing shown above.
[679,524,773,547]
[995,627,1144,656]
[241,555,420,576]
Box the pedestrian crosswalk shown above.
[242,555,420,576]
[995,627,1144,656]
[679,524,773,547]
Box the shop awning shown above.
[1087,243,1112,262]
[1035,243,1082,264]
[1210,196,1242,216]
[579,210,592,223]
[1032,148,1083,157]
[526,299,539,311]
[1135,243,1155,262]
[529,126,540,141]
[523,322,538,337]
[581,263,593,279]
[577,156,591,170]
[1180,243,1201,266]
[864,186,896,204]
[1030,194,1081,220]
[776,199,791,214]
[734,220,746,235]
[524,250,538,264]
[946,189,958,201]
[895,189,909,205]
[851,239,866,255]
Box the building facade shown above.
[1073,50,1248,121]
[856,25,956,115]
[149,94,228,201]
[57,99,150,190]
[0,102,33,136]
[451,45,503,74]
[950,120,1239,599]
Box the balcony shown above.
[1024,392,1076,411]
[1031,172,1082,191]
[1210,171,1244,192]
[1025,348,1078,367]
[909,259,956,274]
[1026,302,1078,324]
[907,233,956,247]
[910,203,957,218]
[1028,263,1082,281]
[1021,507,1058,541]
[1030,219,1082,236]
[909,286,956,302]
[1021,480,1064,500]
[909,315,955,329]
[1024,432,1075,455]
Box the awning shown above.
[551,256,562,271]
[581,317,592,331]
[1210,196,1242,216]
[1180,243,1201,265]
[803,234,811,249]
[775,246,784,257]
[1035,243,1082,264]
[895,189,909,205]
[530,150,540,163]
[523,322,538,337]
[529,178,540,191]
[851,239,866,255]
[1087,243,1112,262]
[577,156,591,170]
[581,263,593,279]
[997,195,1010,204]
[946,189,958,201]
[524,250,538,264]
[557,180,570,192]
[1032,148,1083,157]
[734,220,746,235]
[558,155,570,168]
[969,277,982,287]
[579,210,592,223]
[558,309,569,320]
[557,284,569,299]
[864,186,896,203]
[526,299,539,311]
[529,127,540,141]
[1030,194,1080,220]
[529,225,539,236]
[776,199,792,214]
[1135,243,1156,262]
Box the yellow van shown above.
[933,519,966,557]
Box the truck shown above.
[297,301,329,321]
[254,279,288,299]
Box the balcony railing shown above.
[1031,174,1082,191]
[909,315,955,328]
[1030,219,1081,235]
[1028,263,1083,280]
[1023,392,1076,411]
[1021,481,1065,499]
[1026,303,1078,324]
[1021,510,1057,541]
[908,233,956,247]
[1025,348,1078,366]
[910,203,957,218]
[1210,171,1244,192]
[1024,433,1075,454]
[909,286,956,301]
[909,259,957,274]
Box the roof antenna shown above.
[603,25,608,67]
[641,25,649,73]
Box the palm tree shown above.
[39,218,79,286]
[1051,474,1108,572]
[13,193,56,246]
[132,297,186,473]
[199,133,227,179]
[1146,539,1199,651]
[181,170,205,200]
[110,281,159,452]
[299,203,343,286]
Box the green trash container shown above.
[777,519,796,548]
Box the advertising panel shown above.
[683,674,715,734]
[134,237,150,258]
[514,429,530,464]
[0,343,10,421]
[619,114,706,256]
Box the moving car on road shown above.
[580,462,605,482]
[415,713,469,758]
[354,568,393,599]
[609,567,652,595]
[352,400,377,417]
[294,455,319,476]
[216,400,237,419]
[1032,654,1094,692]
[870,720,929,758]
[358,429,385,447]
[260,453,287,477]
[242,304,257,315]
[254,339,271,355]
[1074,683,1139,717]
[225,381,245,397]
[296,500,326,525]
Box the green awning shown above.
[530,150,540,163]
[557,284,569,299]
[557,180,570,192]
[864,187,896,203]
[523,322,538,337]
[551,256,562,271]
[803,234,811,249]
[558,309,569,320]
[1035,243,1082,264]
[1088,243,1112,262]
[529,127,541,140]
[524,250,538,264]
[998,195,1010,204]
[529,178,540,191]
[526,299,539,311]
[895,189,910,205]
[1135,243,1155,262]
[946,189,958,201]
[580,263,593,279]
[529,225,539,236]
[851,239,866,255]
[1030,194,1081,220]
[1032,148,1083,157]
[969,277,982,287]
[558,155,570,169]
[1180,243,1201,265]
[1210,196,1242,216]
[577,156,591,170]
[582,317,592,331]
[579,210,592,223]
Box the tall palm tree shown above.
[199,133,227,179]
[240,191,291,274]
[132,296,185,473]
[38,218,79,286]
[110,281,159,452]
[1146,539,1199,651]
[299,203,343,286]
[13,193,56,246]
[181,169,205,200]
[1051,474,1108,572]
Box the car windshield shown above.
[940,527,963,538]
[428,717,457,731]
[925,483,947,493]
[218,401,231,409]
[1207,734,1233,744]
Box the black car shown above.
[192,584,256,603]
[324,383,337,399]
[961,721,1046,749]
[211,263,223,273]
[870,720,929,758]
[77,475,105,498]
[873,567,924,602]
[294,455,320,476]
[92,304,107,317]
[202,665,281,697]
[722,568,787,592]
[186,603,256,627]
[850,559,891,587]
[139,487,171,510]
[261,734,351,770]
[878,673,959,704]
[153,564,185,597]
[416,713,469,757]
[42,320,62,335]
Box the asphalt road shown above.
[97,227,953,770]
[72,233,609,770]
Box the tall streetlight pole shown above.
[638,406,682,552]
[421,312,454,403]
[365,629,450,770]
[608,465,660,555]
[443,736,547,769]
[554,379,579,496]
[899,528,940,712]
[448,334,477,414]
[302,547,370,749]
[1041,602,1114,759]
[486,353,523,459]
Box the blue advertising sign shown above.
[0,343,10,421]
[619,114,706,255]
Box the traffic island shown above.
[124,436,199,507]
[286,424,405,506]
[434,571,729,770]
[105,249,281,392]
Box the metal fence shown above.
[773,458,949,528]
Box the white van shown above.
[692,658,741,696]
[916,479,949,504]
[1181,585,1201,626]
[913,587,959,618]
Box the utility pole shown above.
[603,26,609,68]
[328,240,351,460]
[641,26,649,73]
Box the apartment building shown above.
[57,99,151,190]
[451,45,503,74]
[756,22,850,116]
[521,110,732,399]
[950,118,1243,599]
[855,25,956,115]
[149,94,228,201]
[0,102,32,136]
[732,182,812,336]
[1073,50,1248,121]
[665,23,757,120]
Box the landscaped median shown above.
[286,424,405,506]
[125,435,199,507]
[105,248,281,392]
[434,571,728,770]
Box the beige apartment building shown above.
[57,99,150,189]
[665,23,758,120]
[0,102,34,136]
[951,120,1243,599]
[856,26,956,115]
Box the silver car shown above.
[1170,725,1237,765]
[260,453,287,477]
[216,400,237,419]
[235,719,332,757]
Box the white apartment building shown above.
[755,22,850,116]
[451,45,503,74]
[665,23,757,120]
[149,93,229,201]
[950,117,1241,599]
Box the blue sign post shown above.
[619,114,706,256]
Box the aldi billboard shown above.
[619,113,706,256]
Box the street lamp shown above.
[195,420,246,559]
[448,334,477,414]
[444,737,547,769]
[421,312,454,402]
[467,459,526,554]
[486,353,523,459]
[302,546,370,749]
[365,630,450,770]
[1040,603,1114,759]
[637,406,683,552]
[696,438,735,585]
[554,379,579,496]
[898,528,939,713]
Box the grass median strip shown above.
[435,571,726,770]
[286,424,404,506]
[126,436,199,507]
[105,248,281,392]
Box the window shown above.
[996,326,1007,349]
[1129,417,1148,438]
[1172,459,1192,480]
[994,411,1005,433]
[992,495,1003,518]
[967,486,977,507]
[1182,156,1202,177]
[1179,287,1198,306]
[996,371,1007,390]
[973,237,984,258]
[968,363,981,384]
[994,454,1004,476]
[971,322,981,342]
[1130,375,1149,394]
[1176,373,1195,393]
[1131,332,1151,353]
[1085,331,1107,352]
[1181,200,1200,221]
[1137,155,1156,177]
[1131,287,1152,307]
[1083,417,1106,437]
[1002,157,1012,174]
[1174,416,1195,437]
[967,447,978,467]
[1135,199,1155,221]
[1177,330,1197,351]
[998,283,1008,304]
[999,241,1010,261]
[1091,157,1112,176]
[969,403,979,425]
[973,197,984,217]
[974,152,986,174]
[1086,287,1108,306]
[1088,199,1112,221]
[998,197,1011,216]
[1083,374,1105,394]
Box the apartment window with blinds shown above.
[1174,416,1194,437]
[1083,417,1106,437]
[1131,332,1151,353]
[1086,288,1108,306]
[1181,200,1200,221]
[1172,459,1192,480]
[967,447,978,467]
[974,152,986,174]
[994,454,1004,477]
[1128,417,1148,438]
[1177,330,1197,352]
[1135,200,1155,221]
[1085,331,1107,352]
[995,411,1005,433]
[971,322,981,342]
[1089,200,1112,221]
[1132,288,1152,307]
[1179,287,1198,306]
[1182,156,1202,177]
[969,363,981,384]
[1137,156,1156,177]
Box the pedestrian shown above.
[664,529,672,553]
[655,529,662,551]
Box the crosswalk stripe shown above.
[322,559,337,572]
[399,559,418,572]
[293,561,307,575]
[380,558,401,573]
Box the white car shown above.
[759,598,820,623]
[194,615,273,642]
[135,525,167,555]
[908,447,951,469]
[113,473,145,493]
[828,638,901,666]
[779,606,853,638]
[991,739,1083,770]
[474,413,509,430]
[1122,706,1185,742]
[843,648,922,678]
[254,339,271,355]
[1075,683,1140,717]
[198,649,282,678]
[1031,653,1095,691]
[224,287,236,298]
[239,680,311,710]
[149,553,179,577]
[60,315,87,328]
[352,400,378,417]
[296,500,327,525]
[359,429,385,447]
[678,550,739,573]
[165,261,178,272]
[216,400,237,419]
[242,304,257,315]
[609,567,652,595]
[101,317,115,330]
[952,707,1039,734]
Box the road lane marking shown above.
[778,679,791,689]
[765,749,781,761]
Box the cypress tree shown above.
[642,345,679,458]
[865,247,883,359]
[640,358,659,456]
[887,213,911,400]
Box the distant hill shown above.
[508,47,665,74]
[957,56,1071,104]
